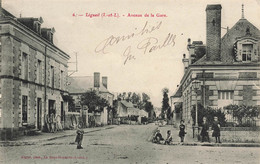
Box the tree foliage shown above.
[224,104,260,126]
[191,103,226,126]
[81,90,109,113]
[161,88,171,119]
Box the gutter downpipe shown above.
[44,45,47,128]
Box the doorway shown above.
[37,98,42,130]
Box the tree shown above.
[126,92,132,102]
[191,103,226,126]
[224,104,260,126]
[144,101,153,118]
[131,92,141,105]
[161,88,170,119]
[81,90,109,113]
[142,93,150,103]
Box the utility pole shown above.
[68,52,78,77]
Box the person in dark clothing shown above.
[75,124,84,149]
[164,130,173,145]
[200,117,210,143]
[153,130,164,143]
[179,120,186,143]
[212,116,221,143]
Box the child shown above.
[179,120,186,143]
[75,124,84,149]
[200,117,210,143]
[153,129,164,144]
[212,116,221,143]
[164,130,173,145]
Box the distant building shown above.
[117,100,148,124]
[0,5,70,139]
[172,4,260,125]
[68,72,114,127]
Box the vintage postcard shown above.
[0,0,260,163]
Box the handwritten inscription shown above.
[95,21,162,54]
[137,33,176,54]
[95,21,176,65]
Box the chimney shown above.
[0,0,3,17]
[102,76,108,89]
[94,72,100,88]
[206,4,222,61]
[182,54,189,72]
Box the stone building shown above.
[171,4,260,125]
[0,6,70,139]
[67,72,114,127]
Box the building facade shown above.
[172,4,260,125]
[0,7,70,139]
[68,72,114,127]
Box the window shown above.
[50,66,54,88]
[36,60,42,84]
[242,44,253,61]
[34,22,41,34]
[22,95,28,124]
[218,91,234,100]
[22,52,28,80]
[60,70,64,90]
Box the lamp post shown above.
[192,80,200,126]
[192,80,200,139]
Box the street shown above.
[0,124,260,164]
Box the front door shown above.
[48,100,56,116]
[37,98,42,130]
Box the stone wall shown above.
[211,127,260,143]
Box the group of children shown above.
[201,116,221,143]
[153,116,221,144]
[153,120,186,144]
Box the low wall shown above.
[202,127,260,143]
[218,127,260,143]
[64,112,80,129]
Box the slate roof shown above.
[120,100,134,108]
[68,76,109,94]
[193,18,260,65]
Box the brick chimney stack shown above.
[94,72,100,88]
[0,0,3,17]
[102,76,108,89]
[206,4,222,61]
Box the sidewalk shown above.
[156,125,260,147]
[0,125,115,147]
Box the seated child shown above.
[153,130,164,143]
[164,130,173,145]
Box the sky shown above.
[3,0,260,107]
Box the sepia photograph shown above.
[0,0,260,163]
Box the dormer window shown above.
[49,32,53,43]
[234,37,258,62]
[41,27,55,43]
[33,21,41,34]
[242,44,252,61]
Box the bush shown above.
[224,104,260,127]
[191,103,226,126]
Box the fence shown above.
[224,109,258,127]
